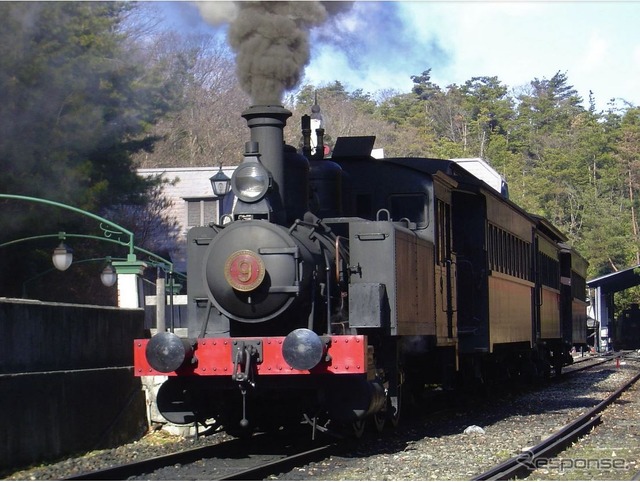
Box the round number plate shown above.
[224,250,265,292]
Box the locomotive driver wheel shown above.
[352,419,367,438]
[389,392,401,428]
[389,371,403,428]
[373,411,386,432]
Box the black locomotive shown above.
[610,303,640,350]
[134,103,588,437]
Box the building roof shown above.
[137,166,235,272]
[139,166,233,196]
[138,167,235,229]
[587,264,640,293]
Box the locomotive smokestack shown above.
[242,105,291,223]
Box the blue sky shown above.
[159,1,640,111]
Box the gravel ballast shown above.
[4,354,639,481]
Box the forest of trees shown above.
[0,2,639,307]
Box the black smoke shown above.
[196,1,354,104]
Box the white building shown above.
[137,167,235,273]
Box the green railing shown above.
[0,193,174,272]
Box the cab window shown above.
[389,193,429,228]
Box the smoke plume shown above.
[196,1,353,105]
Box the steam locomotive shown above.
[133,104,588,437]
[610,303,640,350]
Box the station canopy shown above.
[587,264,640,294]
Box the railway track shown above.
[472,358,640,480]
[64,431,340,480]
[40,354,636,480]
[217,442,338,481]
[559,351,614,376]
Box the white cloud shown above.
[161,1,640,111]
[580,32,608,72]
[397,2,638,110]
[634,45,640,64]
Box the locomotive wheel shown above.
[388,371,403,428]
[352,419,367,438]
[389,392,401,428]
[554,363,563,377]
[373,412,385,432]
[196,419,222,436]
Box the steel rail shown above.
[63,440,237,481]
[218,442,338,480]
[473,368,640,480]
[63,433,338,481]
[560,353,614,376]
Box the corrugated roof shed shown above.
[587,264,640,293]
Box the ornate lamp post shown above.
[99,258,117,287]
[209,164,232,197]
[52,241,73,271]
[0,194,153,308]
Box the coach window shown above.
[486,224,496,270]
[572,271,587,301]
[436,199,451,263]
[539,252,560,290]
[506,235,513,276]
[389,193,429,228]
[510,235,516,276]
[491,225,499,271]
[355,193,372,220]
[499,230,506,273]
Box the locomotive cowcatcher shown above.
[133,104,588,437]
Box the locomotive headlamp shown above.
[282,328,325,371]
[146,331,194,373]
[232,159,270,203]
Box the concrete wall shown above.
[0,298,147,472]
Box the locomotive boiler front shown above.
[198,104,324,330]
[201,219,317,326]
[146,104,341,373]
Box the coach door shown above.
[432,171,458,346]
[452,190,490,353]
[436,197,455,341]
